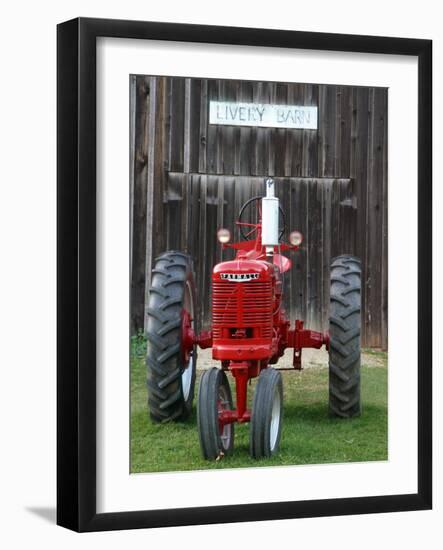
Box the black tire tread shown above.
[197,368,235,460]
[329,254,362,418]
[146,250,197,423]
[250,368,283,458]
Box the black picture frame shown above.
[57,17,432,532]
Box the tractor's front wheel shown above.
[250,368,283,458]
[328,255,362,418]
[146,251,197,422]
[197,368,235,460]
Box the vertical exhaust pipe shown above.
[261,178,279,255]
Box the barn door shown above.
[159,173,355,334]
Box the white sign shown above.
[209,101,318,129]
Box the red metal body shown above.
[182,220,329,427]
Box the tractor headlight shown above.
[217,228,231,244]
[289,230,303,246]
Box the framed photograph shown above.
[57,17,432,532]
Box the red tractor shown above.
[146,179,361,459]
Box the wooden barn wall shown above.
[130,76,388,349]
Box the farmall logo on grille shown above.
[220,273,260,282]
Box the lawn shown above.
[130,336,388,473]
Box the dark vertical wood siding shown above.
[129,76,150,333]
[130,76,388,349]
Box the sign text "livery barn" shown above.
[209,101,318,129]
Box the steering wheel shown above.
[237,196,286,241]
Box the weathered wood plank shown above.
[198,175,208,323]
[206,80,219,174]
[318,85,338,177]
[165,172,183,250]
[205,175,218,322]
[291,179,308,324]
[381,90,388,351]
[129,75,136,282]
[183,78,191,174]
[143,77,157,322]
[253,81,271,176]
[198,80,208,173]
[330,177,341,260]
[285,84,304,177]
[188,79,201,173]
[307,180,322,330]
[189,173,201,272]
[272,82,288,176]
[221,176,236,263]
[280,178,293,315]
[130,75,150,333]
[365,87,387,348]
[239,80,253,175]
[339,178,357,256]
[302,84,319,177]
[220,80,237,174]
[338,86,352,177]
[321,179,333,329]
[350,86,370,345]
[169,77,185,172]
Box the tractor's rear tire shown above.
[329,255,362,418]
[146,251,197,423]
[197,368,235,460]
[250,368,283,458]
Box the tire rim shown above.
[269,387,281,451]
[181,280,194,402]
[218,385,232,450]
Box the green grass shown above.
[131,341,387,473]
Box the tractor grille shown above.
[212,280,273,340]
